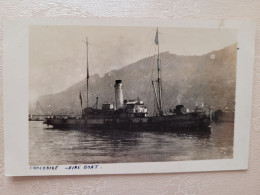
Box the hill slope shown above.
[31,44,237,115]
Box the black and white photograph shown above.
[28,25,237,165]
[4,18,254,176]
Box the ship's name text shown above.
[30,164,99,171]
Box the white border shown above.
[3,18,255,176]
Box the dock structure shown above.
[28,114,80,121]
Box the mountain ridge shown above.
[30,43,237,115]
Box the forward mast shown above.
[152,27,163,115]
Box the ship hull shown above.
[43,113,211,132]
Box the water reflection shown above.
[29,121,233,165]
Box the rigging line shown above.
[80,52,86,78]
[85,42,100,108]
[90,86,96,101]
[146,51,155,104]
[71,94,78,114]
[89,85,95,108]
[164,83,194,107]
[136,42,158,96]
[81,40,99,47]
[93,29,157,51]
[135,39,157,98]
[149,46,157,82]
[145,28,158,38]
[146,78,154,110]
[123,29,157,91]
[81,90,87,107]
[143,44,159,95]
[150,46,158,103]
[161,80,197,105]
[160,61,190,84]
[88,77,97,101]
[159,58,163,110]
[153,91,158,116]
[161,83,172,110]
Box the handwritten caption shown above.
[30,164,100,171]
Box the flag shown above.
[154,28,159,45]
[79,91,83,108]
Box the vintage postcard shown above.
[4,18,255,176]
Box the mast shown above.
[154,27,163,115]
[79,91,83,115]
[152,81,160,112]
[85,37,90,108]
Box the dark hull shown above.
[43,113,211,132]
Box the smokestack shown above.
[114,80,123,110]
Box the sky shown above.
[29,25,237,101]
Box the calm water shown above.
[29,121,234,165]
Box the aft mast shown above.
[153,27,163,115]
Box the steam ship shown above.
[44,28,211,131]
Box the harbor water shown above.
[29,121,234,165]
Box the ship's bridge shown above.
[124,99,148,117]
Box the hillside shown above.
[30,44,237,115]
